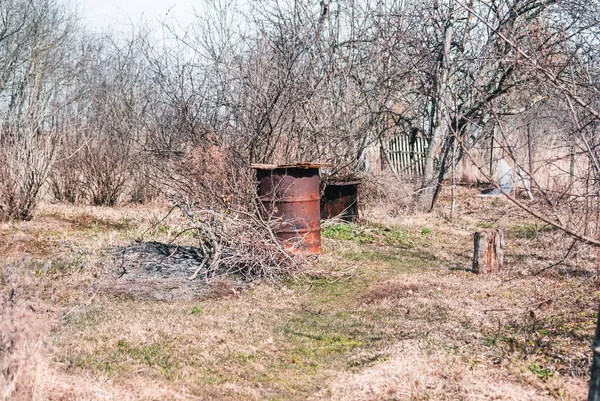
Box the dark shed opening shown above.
[320,180,360,222]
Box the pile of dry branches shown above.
[154,200,304,282]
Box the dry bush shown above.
[79,138,132,207]
[358,173,416,218]
[128,163,161,204]
[161,142,254,211]
[51,139,159,206]
[0,133,58,221]
[48,135,133,207]
[49,153,82,204]
[48,131,86,204]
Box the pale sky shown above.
[79,0,197,30]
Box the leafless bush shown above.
[358,173,416,217]
[164,143,250,209]
[128,165,160,204]
[0,0,76,220]
[78,138,130,207]
[49,138,83,204]
[0,128,65,221]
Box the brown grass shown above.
[0,295,58,400]
[0,188,596,400]
[320,339,586,401]
[362,280,422,303]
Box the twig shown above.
[63,287,99,319]
[532,239,578,276]
[136,204,178,241]
[188,255,209,281]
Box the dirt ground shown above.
[0,186,596,400]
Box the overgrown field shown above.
[0,187,596,400]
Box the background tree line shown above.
[0,0,599,236]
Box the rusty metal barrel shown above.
[251,163,328,254]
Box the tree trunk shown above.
[418,6,454,210]
[527,123,535,176]
[472,229,504,274]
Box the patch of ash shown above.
[103,241,212,300]
[123,241,208,278]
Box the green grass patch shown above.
[60,339,175,379]
[115,340,174,373]
[528,362,554,381]
[278,311,372,362]
[156,224,172,234]
[509,223,556,240]
[322,223,406,245]
[33,254,86,276]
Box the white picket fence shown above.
[386,134,428,177]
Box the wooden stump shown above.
[472,229,504,274]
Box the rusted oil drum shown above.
[253,163,323,254]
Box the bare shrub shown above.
[79,139,130,207]
[49,148,82,204]
[359,173,416,218]
[0,0,77,220]
[0,129,63,221]
[150,139,256,213]
[170,144,236,206]
[128,163,160,204]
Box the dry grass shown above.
[0,188,597,400]
[320,339,586,401]
[0,296,57,400]
[362,279,422,303]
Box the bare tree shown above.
[0,0,77,220]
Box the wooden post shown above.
[472,229,504,274]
